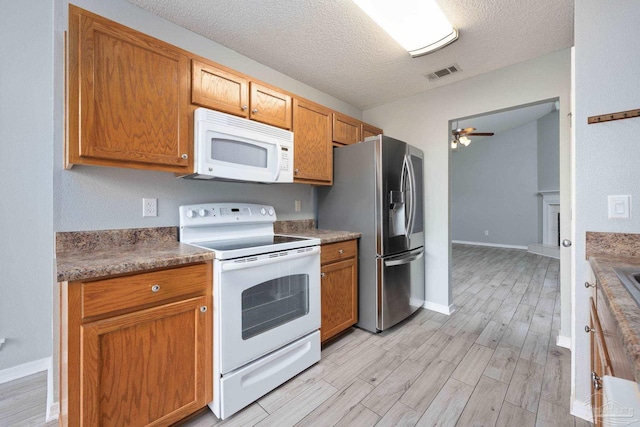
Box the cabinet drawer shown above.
[81,263,209,318]
[321,240,357,265]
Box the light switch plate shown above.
[608,195,631,219]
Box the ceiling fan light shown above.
[459,136,471,146]
[451,139,458,150]
[352,0,458,57]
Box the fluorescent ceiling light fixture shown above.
[353,0,458,57]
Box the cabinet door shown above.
[332,112,361,145]
[81,296,211,427]
[292,98,333,184]
[321,258,358,343]
[362,122,383,140]
[191,59,249,117]
[249,82,292,130]
[68,6,191,173]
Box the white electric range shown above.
[179,203,321,420]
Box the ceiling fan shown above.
[451,126,495,150]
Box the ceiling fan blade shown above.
[467,132,494,136]
[461,127,476,134]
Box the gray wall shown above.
[537,111,560,191]
[0,0,54,370]
[452,122,539,247]
[0,0,362,373]
[573,0,640,415]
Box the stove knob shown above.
[186,209,197,219]
[260,207,266,215]
[268,208,274,216]
[198,209,208,217]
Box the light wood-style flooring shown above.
[2,245,591,426]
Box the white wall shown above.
[573,0,640,418]
[537,111,560,192]
[364,49,571,315]
[452,122,539,247]
[0,0,54,371]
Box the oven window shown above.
[211,138,268,168]
[241,274,309,340]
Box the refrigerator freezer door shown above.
[377,248,425,330]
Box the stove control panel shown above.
[179,203,277,228]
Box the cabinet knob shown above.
[294,169,299,174]
[241,105,248,111]
[585,281,595,288]
[181,154,188,159]
[200,306,207,313]
[252,108,258,113]
[585,325,594,333]
[321,272,326,278]
[338,249,344,254]
[151,284,160,292]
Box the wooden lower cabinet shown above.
[60,263,213,427]
[588,265,637,426]
[320,240,358,343]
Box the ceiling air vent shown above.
[425,63,461,81]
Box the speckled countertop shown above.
[283,229,361,244]
[587,232,640,384]
[56,227,213,282]
[56,222,359,282]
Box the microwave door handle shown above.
[273,142,282,181]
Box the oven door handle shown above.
[221,246,320,272]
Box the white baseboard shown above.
[452,240,528,250]
[0,357,50,384]
[571,395,594,423]
[423,301,455,315]
[556,334,572,350]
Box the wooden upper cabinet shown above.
[192,60,292,130]
[67,5,191,173]
[192,59,249,118]
[362,122,383,140]
[332,112,361,145]
[249,82,292,130]
[292,98,333,184]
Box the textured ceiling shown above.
[125,0,574,110]
[456,101,557,137]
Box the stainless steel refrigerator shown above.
[318,135,425,332]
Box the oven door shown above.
[216,246,320,374]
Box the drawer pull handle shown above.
[592,371,602,390]
[585,325,594,333]
[585,281,595,288]
[338,249,344,254]
[151,284,160,292]
[200,306,207,313]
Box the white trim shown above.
[452,240,528,250]
[0,357,50,384]
[423,301,455,315]
[46,358,59,422]
[571,395,594,423]
[556,334,572,350]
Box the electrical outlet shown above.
[295,200,301,212]
[485,230,489,236]
[143,198,157,217]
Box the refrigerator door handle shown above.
[384,249,424,267]
[405,154,416,238]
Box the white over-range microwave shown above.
[183,107,294,183]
